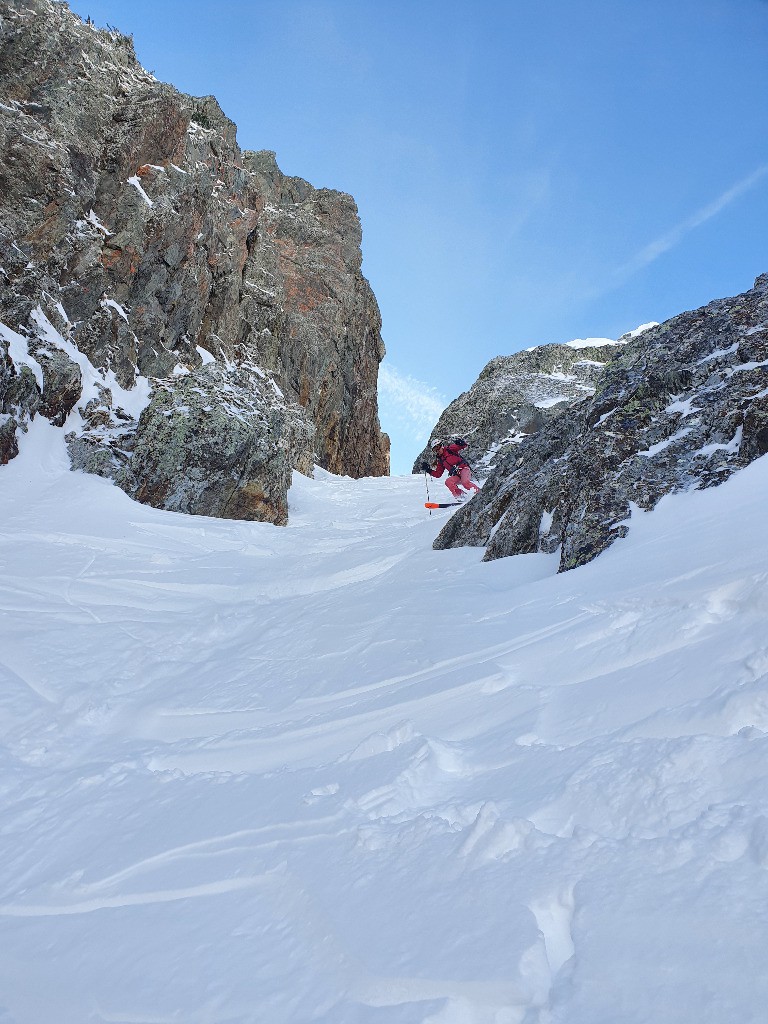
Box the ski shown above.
[425,501,463,508]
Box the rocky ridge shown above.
[0,0,388,523]
[413,333,651,475]
[434,274,768,571]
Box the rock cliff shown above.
[434,275,768,570]
[0,0,388,523]
[412,336,637,475]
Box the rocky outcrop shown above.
[412,337,634,475]
[434,274,768,571]
[68,361,314,524]
[1,324,41,463]
[0,0,388,520]
[244,150,387,478]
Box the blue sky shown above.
[70,0,768,473]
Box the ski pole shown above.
[423,471,431,515]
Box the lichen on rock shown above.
[0,0,388,520]
[433,274,768,572]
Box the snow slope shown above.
[1,421,768,1023]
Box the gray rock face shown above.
[243,150,387,477]
[413,339,623,475]
[33,339,82,427]
[434,274,768,571]
[0,0,388,517]
[1,330,40,463]
[68,363,314,524]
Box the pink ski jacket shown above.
[428,442,469,478]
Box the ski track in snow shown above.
[1,419,768,1022]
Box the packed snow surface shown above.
[2,422,768,1023]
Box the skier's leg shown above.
[445,476,462,498]
[459,466,480,493]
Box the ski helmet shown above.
[430,438,444,449]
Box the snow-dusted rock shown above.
[435,273,768,570]
[0,331,40,463]
[412,339,623,474]
[32,340,83,428]
[0,0,388,519]
[68,362,314,523]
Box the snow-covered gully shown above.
[1,421,768,1023]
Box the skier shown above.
[420,437,480,500]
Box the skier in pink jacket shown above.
[420,437,480,500]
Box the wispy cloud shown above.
[615,164,768,282]
[378,364,447,442]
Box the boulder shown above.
[68,363,314,524]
